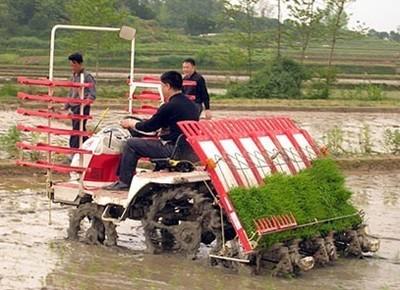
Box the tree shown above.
[0,0,68,37]
[0,1,11,36]
[306,0,353,99]
[285,0,324,63]
[324,0,354,67]
[30,0,68,33]
[223,0,260,76]
[389,30,400,42]
[276,0,282,57]
[120,0,157,20]
[2,0,35,35]
[157,0,223,35]
[66,0,127,75]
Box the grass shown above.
[0,53,19,64]
[0,83,18,98]
[229,158,362,248]
[0,125,21,158]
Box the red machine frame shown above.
[178,118,321,252]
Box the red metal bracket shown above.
[254,213,297,235]
[133,93,162,101]
[141,76,160,83]
[17,108,92,121]
[17,124,92,137]
[17,92,94,105]
[16,160,86,174]
[17,142,92,155]
[18,77,93,88]
[131,105,158,115]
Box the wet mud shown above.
[1,109,399,159]
[1,108,399,289]
[0,171,399,290]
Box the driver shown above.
[105,71,199,190]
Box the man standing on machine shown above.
[182,58,211,119]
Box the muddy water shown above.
[1,109,399,159]
[0,171,399,290]
[215,110,400,155]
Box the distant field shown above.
[1,33,400,108]
[1,34,400,75]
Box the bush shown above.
[365,83,385,101]
[230,158,361,248]
[305,67,337,99]
[195,48,216,67]
[4,36,47,49]
[227,57,310,99]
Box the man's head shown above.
[160,71,183,99]
[68,53,84,74]
[182,58,196,77]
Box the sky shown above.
[347,0,399,32]
[271,0,399,33]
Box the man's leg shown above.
[82,106,90,143]
[69,105,90,148]
[118,138,174,185]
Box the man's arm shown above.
[197,76,210,110]
[85,73,96,100]
[134,104,170,132]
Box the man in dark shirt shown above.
[105,71,199,190]
[182,58,211,119]
[65,52,96,148]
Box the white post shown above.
[79,73,84,148]
[78,73,85,197]
[49,25,121,80]
[128,38,135,114]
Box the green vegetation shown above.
[324,126,345,156]
[0,84,18,99]
[230,158,362,248]
[384,129,400,155]
[344,83,386,101]
[359,125,372,155]
[227,57,310,99]
[0,126,21,158]
[1,0,400,101]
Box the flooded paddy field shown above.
[0,170,399,290]
[1,109,399,158]
[0,108,399,289]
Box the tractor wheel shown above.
[142,186,222,259]
[67,202,118,246]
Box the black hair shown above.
[183,58,196,66]
[68,53,83,64]
[160,71,183,90]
